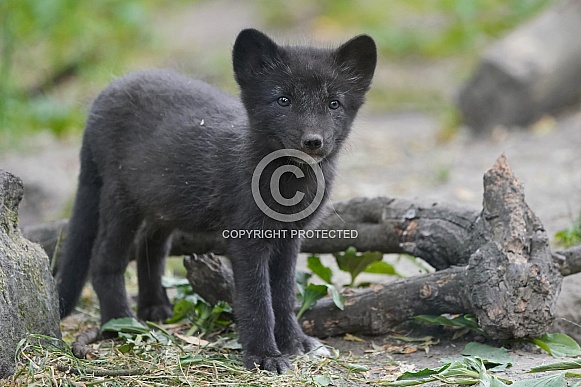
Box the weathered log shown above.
[183,253,234,306]
[458,0,581,133]
[183,245,580,334]
[184,156,564,339]
[308,156,562,338]
[554,244,581,277]
[463,155,561,339]
[24,201,580,277]
[183,253,469,334]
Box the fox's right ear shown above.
[233,29,280,87]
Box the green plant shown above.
[413,314,484,335]
[295,247,403,318]
[331,247,402,287]
[415,314,581,358]
[530,333,581,358]
[0,0,156,147]
[100,317,178,354]
[555,211,581,248]
[163,277,233,336]
[384,340,578,386]
[530,358,581,373]
[295,271,344,319]
[384,355,512,386]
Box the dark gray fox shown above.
[55,28,376,373]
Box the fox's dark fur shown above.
[55,29,376,372]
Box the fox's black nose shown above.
[302,134,323,151]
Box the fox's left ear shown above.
[335,35,377,91]
[233,29,280,87]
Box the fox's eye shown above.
[329,100,341,110]
[277,96,291,107]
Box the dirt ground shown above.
[2,0,580,384]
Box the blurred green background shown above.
[0,0,551,150]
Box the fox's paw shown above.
[244,352,291,374]
[137,304,173,323]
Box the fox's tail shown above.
[55,142,101,317]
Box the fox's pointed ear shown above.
[233,29,280,86]
[335,35,377,91]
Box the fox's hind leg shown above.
[90,184,141,324]
[135,224,173,322]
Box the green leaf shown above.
[296,283,328,319]
[483,376,511,387]
[307,255,334,284]
[295,270,312,296]
[100,317,149,335]
[334,247,383,286]
[386,357,511,386]
[438,357,482,383]
[511,373,566,387]
[168,285,233,336]
[461,342,513,369]
[413,314,484,334]
[554,211,581,248]
[325,284,344,310]
[530,333,581,357]
[312,374,334,386]
[397,365,448,380]
[167,297,196,323]
[146,321,181,347]
[439,356,512,386]
[383,365,448,386]
[345,363,369,373]
[529,358,581,373]
[185,298,233,336]
[363,260,401,276]
[117,342,134,353]
[179,354,205,366]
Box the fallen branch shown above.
[24,201,579,276]
[183,253,470,336]
[553,244,581,276]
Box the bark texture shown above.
[0,170,61,379]
[465,155,561,339]
[28,202,580,277]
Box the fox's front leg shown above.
[228,239,290,373]
[270,238,330,357]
